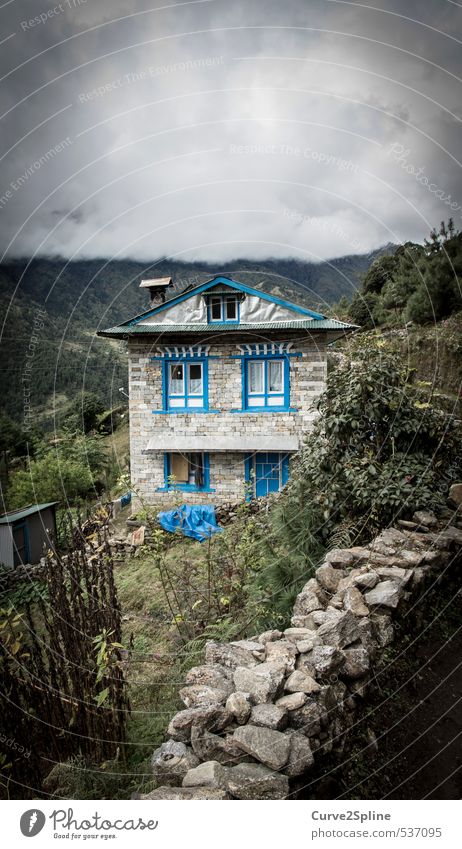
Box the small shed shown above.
[0,502,58,568]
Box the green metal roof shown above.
[0,502,58,524]
[98,319,357,337]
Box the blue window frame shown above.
[159,452,214,492]
[244,453,290,499]
[243,356,290,410]
[207,294,240,324]
[163,357,208,411]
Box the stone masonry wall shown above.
[140,509,462,800]
[128,337,327,504]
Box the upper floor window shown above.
[164,359,207,410]
[244,357,289,410]
[207,294,239,323]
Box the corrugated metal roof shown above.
[99,319,357,337]
[0,502,59,524]
[139,277,172,288]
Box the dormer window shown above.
[207,294,239,324]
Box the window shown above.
[164,452,210,491]
[245,452,290,498]
[207,294,239,323]
[164,359,207,410]
[244,357,288,409]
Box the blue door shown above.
[247,453,290,498]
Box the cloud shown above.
[0,0,460,262]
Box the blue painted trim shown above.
[244,453,253,502]
[126,275,325,325]
[161,451,215,492]
[244,451,291,500]
[282,453,290,486]
[152,409,221,415]
[162,356,209,411]
[230,351,302,359]
[241,355,291,411]
[206,293,241,325]
[229,407,299,413]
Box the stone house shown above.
[99,276,355,504]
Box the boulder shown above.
[317,610,363,648]
[234,662,285,704]
[258,629,283,644]
[413,509,437,527]
[371,614,394,647]
[308,645,345,678]
[179,685,229,708]
[265,639,298,673]
[352,571,379,590]
[343,586,369,617]
[225,762,289,800]
[167,705,232,742]
[231,639,266,660]
[284,732,314,776]
[288,701,322,736]
[449,482,462,507]
[184,663,233,691]
[225,691,251,725]
[364,580,401,609]
[141,786,228,800]
[341,646,370,679]
[205,640,258,669]
[190,727,247,765]
[151,741,199,786]
[232,725,291,770]
[182,760,228,789]
[250,703,288,731]
[375,566,413,586]
[293,588,325,617]
[315,563,345,592]
[284,627,320,643]
[324,548,357,568]
[276,692,307,711]
[285,670,321,694]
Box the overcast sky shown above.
[0,0,461,263]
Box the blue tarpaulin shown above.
[157,504,223,542]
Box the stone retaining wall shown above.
[141,510,462,800]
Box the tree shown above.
[64,392,106,433]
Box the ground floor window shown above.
[245,452,290,498]
[164,452,211,491]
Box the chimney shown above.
[139,277,172,306]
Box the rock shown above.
[167,705,232,742]
[413,510,438,527]
[341,646,370,679]
[324,548,356,568]
[258,629,283,644]
[343,586,369,617]
[250,703,287,730]
[179,685,229,708]
[205,640,258,669]
[288,701,322,736]
[184,664,233,692]
[364,580,401,609]
[276,692,307,711]
[233,662,285,704]
[375,566,413,586]
[151,741,199,786]
[295,654,316,677]
[141,786,228,800]
[312,608,343,625]
[225,762,289,800]
[371,614,394,647]
[352,571,379,589]
[294,581,327,616]
[225,691,251,725]
[182,760,228,789]
[308,645,345,678]
[190,727,246,765]
[285,670,321,694]
[231,639,266,660]
[317,610,363,648]
[284,627,320,643]
[232,725,291,770]
[449,482,462,506]
[315,563,345,592]
[297,637,320,653]
[284,732,314,776]
[265,639,298,672]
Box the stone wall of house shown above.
[128,337,327,504]
[139,510,462,800]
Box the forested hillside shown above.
[0,248,392,422]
